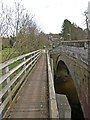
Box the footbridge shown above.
[0,49,71,120]
[0,40,89,119]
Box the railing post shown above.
[0,70,2,103]
[0,71,2,119]
[31,53,33,66]
[34,51,36,60]
[0,36,2,119]
[2,66,12,106]
[23,57,26,78]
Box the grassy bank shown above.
[2,48,19,62]
[0,48,22,91]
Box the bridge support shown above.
[50,52,88,119]
[56,94,71,118]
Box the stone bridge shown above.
[50,40,90,119]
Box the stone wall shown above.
[50,41,89,118]
[50,40,89,65]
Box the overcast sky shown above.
[1,0,90,33]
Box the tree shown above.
[84,11,89,31]
[61,19,72,40]
[1,0,49,61]
[61,19,86,41]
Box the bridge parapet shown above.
[50,40,89,65]
[47,51,59,118]
[50,40,89,118]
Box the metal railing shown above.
[0,49,42,119]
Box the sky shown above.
[0,0,90,34]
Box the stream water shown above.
[55,76,85,120]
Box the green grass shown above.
[2,48,19,62]
[2,48,22,79]
[0,48,20,91]
[9,60,22,70]
[0,59,23,91]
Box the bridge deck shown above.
[6,53,49,118]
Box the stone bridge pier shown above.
[50,40,89,119]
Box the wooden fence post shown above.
[23,57,26,78]
[0,71,2,119]
[2,66,12,105]
[0,36,2,119]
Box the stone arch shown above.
[55,60,70,78]
[54,54,83,119]
[55,53,78,89]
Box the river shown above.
[55,76,85,120]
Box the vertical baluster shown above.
[23,57,26,78]
[34,51,36,62]
[0,36,2,119]
[0,70,2,119]
[1,66,12,118]
[3,66,12,104]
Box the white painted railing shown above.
[0,49,42,119]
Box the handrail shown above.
[47,50,59,118]
[0,50,40,70]
[0,52,40,85]
[0,49,42,119]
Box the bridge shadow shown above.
[54,60,85,120]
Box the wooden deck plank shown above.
[7,53,49,118]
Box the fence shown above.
[0,49,42,119]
